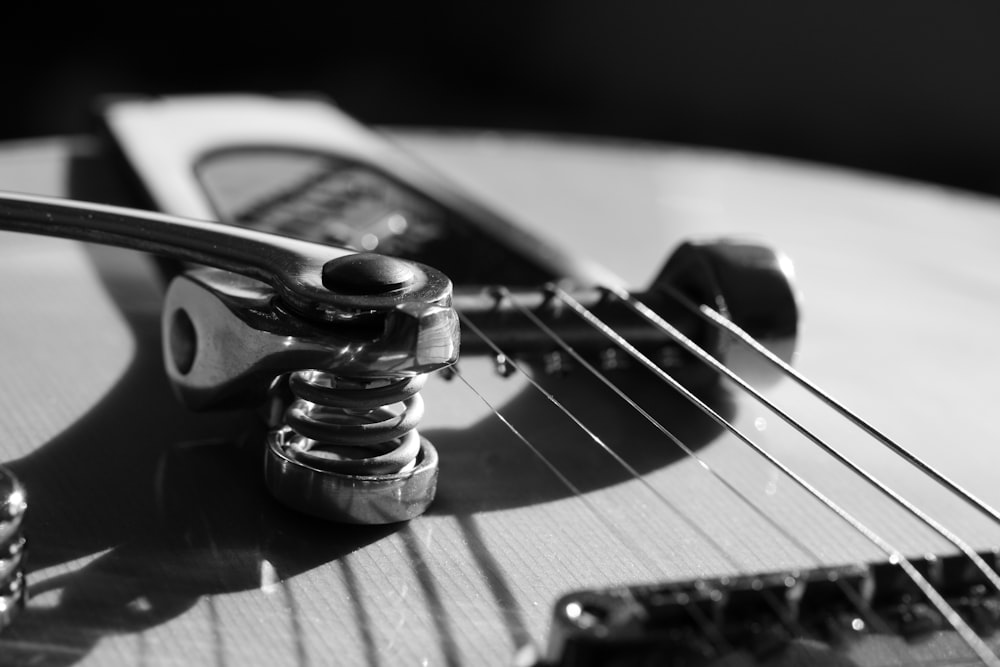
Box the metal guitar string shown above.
[448,365,649,565]
[458,316,748,569]
[460,313,766,573]
[451,340,736,657]
[605,285,1000,597]
[459,299,975,666]
[501,288,900,640]
[663,284,1000,528]
[460,310,918,663]
[463,293,943,664]
[494,296,921,662]
[546,286,1000,666]
[509,298,1000,667]
[461,311,826,651]
[497,291,943,667]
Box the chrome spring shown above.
[281,370,427,475]
[264,369,439,524]
[0,467,26,629]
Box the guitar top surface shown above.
[0,130,998,665]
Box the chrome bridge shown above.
[541,551,1000,666]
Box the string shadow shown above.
[426,366,735,515]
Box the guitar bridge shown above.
[541,551,1000,666]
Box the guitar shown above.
[0,95,998,666]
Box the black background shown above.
[4,2,1000,197]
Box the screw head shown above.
[322,253,415,295]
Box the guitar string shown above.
[465,296,932,666]
[662,284,1000,528]
[460,313,774,577]
[448,361,668,578]
[449,367,734,657]
[491,296,914,662]
[559,284,1000,666]
[548,285,1000,666]
[500,287,901,641]
[460,312,823,648]
[604,284,1000,596]
[461,309,915,664]
[504,296,994,667]
[639,289,1000,666]
[513,294,1000,667]
[585,286,1000,666]
[458,314,771,582]
[552,289,997,666]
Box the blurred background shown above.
[2,2,999,197]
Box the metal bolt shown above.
[322,253,415,294]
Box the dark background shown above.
[4,2,1000,197]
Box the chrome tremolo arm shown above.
[0,191,461,525]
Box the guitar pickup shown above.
[541,552,1000,666]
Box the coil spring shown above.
[279,369,428,476]
[0,468,26,629]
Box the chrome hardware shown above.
[0,192,460,524]
[0,468,26,631]
[265,372,439,524]
[0,192,453,321]
[542,551,1000,666]
[455,240,798,387]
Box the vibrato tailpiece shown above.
[0,192,460,525]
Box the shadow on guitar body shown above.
[0,244,399,666]
[0,154,737,665]
[0,250,735,667]
[427,366,735,514]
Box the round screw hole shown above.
[169,309,197,375]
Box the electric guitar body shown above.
[0,97,998,666]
